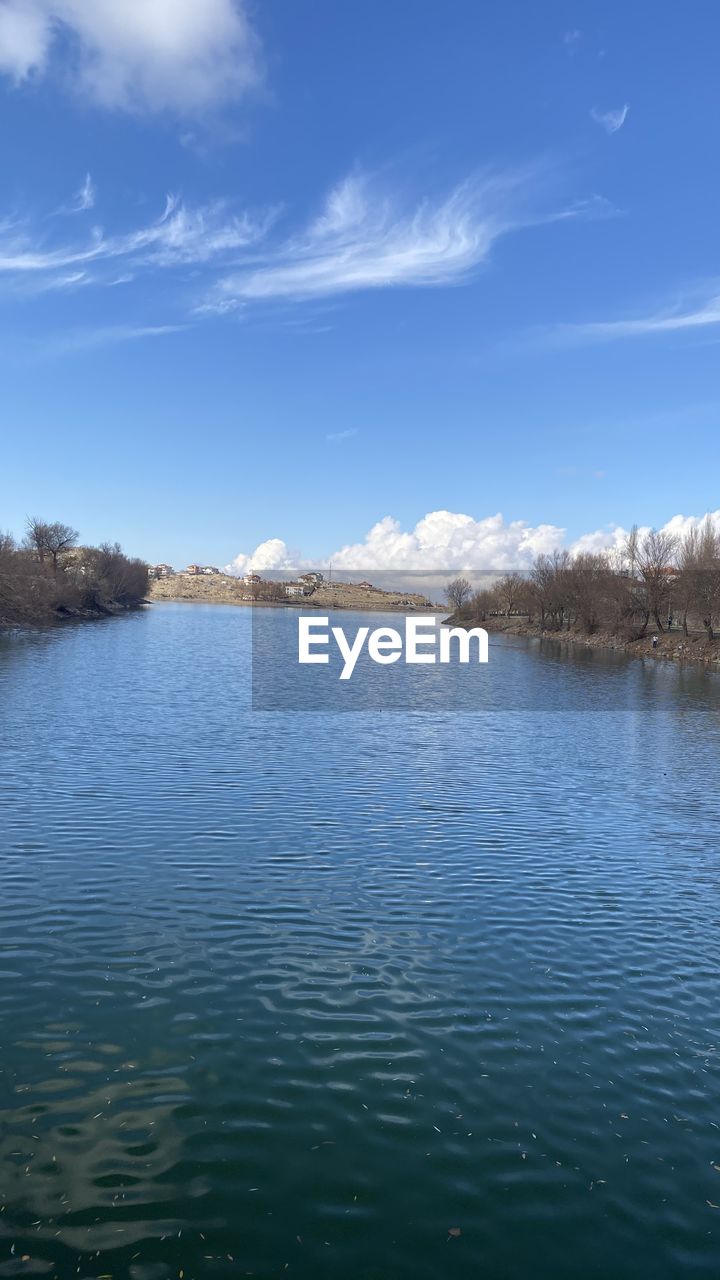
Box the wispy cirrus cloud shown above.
[590,104,629,134]
[50,172,96,218]
[202,168,603,312]
[42,322,188,356]
[0,0,262,116]
[550,284,720,344]
[0,192,270,288]
[326,427,358,443]
[71,173,96,213]
[563,29,582,54]
[0,164,615,337]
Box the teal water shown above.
[1,602,720,1280]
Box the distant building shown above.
[299,571,323,585]
[285,582,308,598]
[243,572,262,585]
[147,563,174,579]
[201,566,220,575]
[358,580,374,590]
[186,564,202,575]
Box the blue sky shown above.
[1,0,719,569]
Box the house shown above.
[186,564,202,575]
[299,571,323,585]
[153,563,174,579]
[201,566,220,575]
[285,582,308,598]
[358,580,374,590]
[243,572,262,585]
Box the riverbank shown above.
[0,599,148,636]
[469,615,720,668]
[150,574,439,612]
[1,534,150,634]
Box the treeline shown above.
[447,517,720,641]
[247,578,289,602]
[0,518,149,630]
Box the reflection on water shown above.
[1,604,720,1279]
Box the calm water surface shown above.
[1,603,720,1280]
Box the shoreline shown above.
[150,596,441,614]
[0,599,147,637]
[470,615,720,670]
[149,576,442,614]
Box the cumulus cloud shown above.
[225,510,569,575]
[0,0,261,115]
[590,105,629,134]
[224,508,720,575]
[226,538,302,576]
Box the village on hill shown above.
[147,563,438,612]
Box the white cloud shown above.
[226,537,301,576]
[326,427,358,443]
[203,168,568,311]
[72,172,95,212]
[553,286,720,343]
[0,164,612,330]
[42,321,187,354]
[0,2,52,78]
[0,0,261,114]
[0,192,268,285]
[225,510,569,574]
[224,508,720,575]
[590,104,629,134]
[51,172,96,217]
[570,510,720,556]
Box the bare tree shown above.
[470,587,498,621]
[25,517,79,577]
[2,520,146,629]
[25,517,50,565]
[676,527,701,636]
[495,572,525,617]
[528,552,570,630]
[439,520,720,652]
[564,552,612,633]
[637,529,677,632]
[445,577,473,611]
[683,517,720,639]
[623,523,640,581]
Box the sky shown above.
[1,0,719,570]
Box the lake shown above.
[1,602,720,1279]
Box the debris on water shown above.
[448,1227,461,1238]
